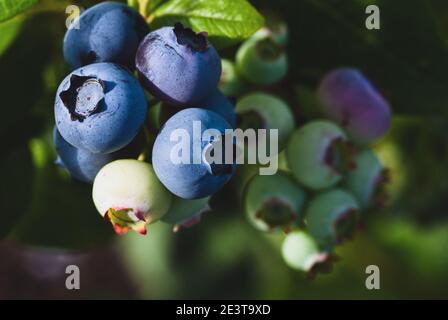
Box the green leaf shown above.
[0,0,37,22]
[0,16,23,56]
[149,0,264,48]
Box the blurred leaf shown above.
[0,145,34,239]
[0,16,23,56]
[149,0,264,48]
[9,130,114,249]
[0,0,37,22]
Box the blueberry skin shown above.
[318,68,391,145]
[54,128,140,184]
[63,2,149,70]
[136,24,222,106]
[152,108,235,199]
[159,89,237,129]
[199,89,237,128]
[55,63,147,154]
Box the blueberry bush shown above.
[1,0,448,299]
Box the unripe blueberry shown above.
[236,35,287,86]
[152,108,236,199]
[219,59,247,97]
[244,172,306,232]
[236,92,295,151]
[63,1,149,70]
[318,68,391,145]
[55,63,147,154]
[136,23,221,106]
[305,189,360,249]
[286,120,356,190]
[162,196,210,232]
[282,231,336,277]
[345,149,389,210]
[254,13,289,46]
[92,159,172,235]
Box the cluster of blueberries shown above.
[53,2,392,277]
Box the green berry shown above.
[305,189,360,249]
[236,92,295,151]
[282,231,336,277]
[286,120,356,190]
[236,35,287,86]
[162,196,210,232]
[345,149,389,210]
[244,171,306,232]
[219,59,247,97]
[92,159,172,235]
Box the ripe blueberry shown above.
[55,63,147,154]
[159,89,237,129]
[152,108,236,199]
[282,231,337,277]
[318,68,391,145]
[92,159,172,235]
[63,1,149,70]
[54,127,141,184]
[236,34,287,86]
[162,196,210,232]
[244,171,306,232]
[136,23,221,106]
[345,148,389,210]
[305,189,360,250]
[286,120,356,190]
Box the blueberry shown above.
[63,1,149,70]
[244,171,306,232]
[305,189,360,249]
[54,127,142,184]
[282,231,337,277]
[345,148,389,210]
[236,92,295,151]
[55,63,147,154]
[236,35,287,86]
[318,68,391,145]
[162,196,210,232]
[286,120,356,190]
[219,59,247,97]
[92,159,172,235]
[253,12,289,46]
[160,89,237,128]
[136,23,221,106]
[152,108,236,199]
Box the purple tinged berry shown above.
[318,68,391,145]
[244,171,306,233]
[54,63,147,154]
[305,189,360,250]
[136,23,221,106]
[286,120,357,190]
